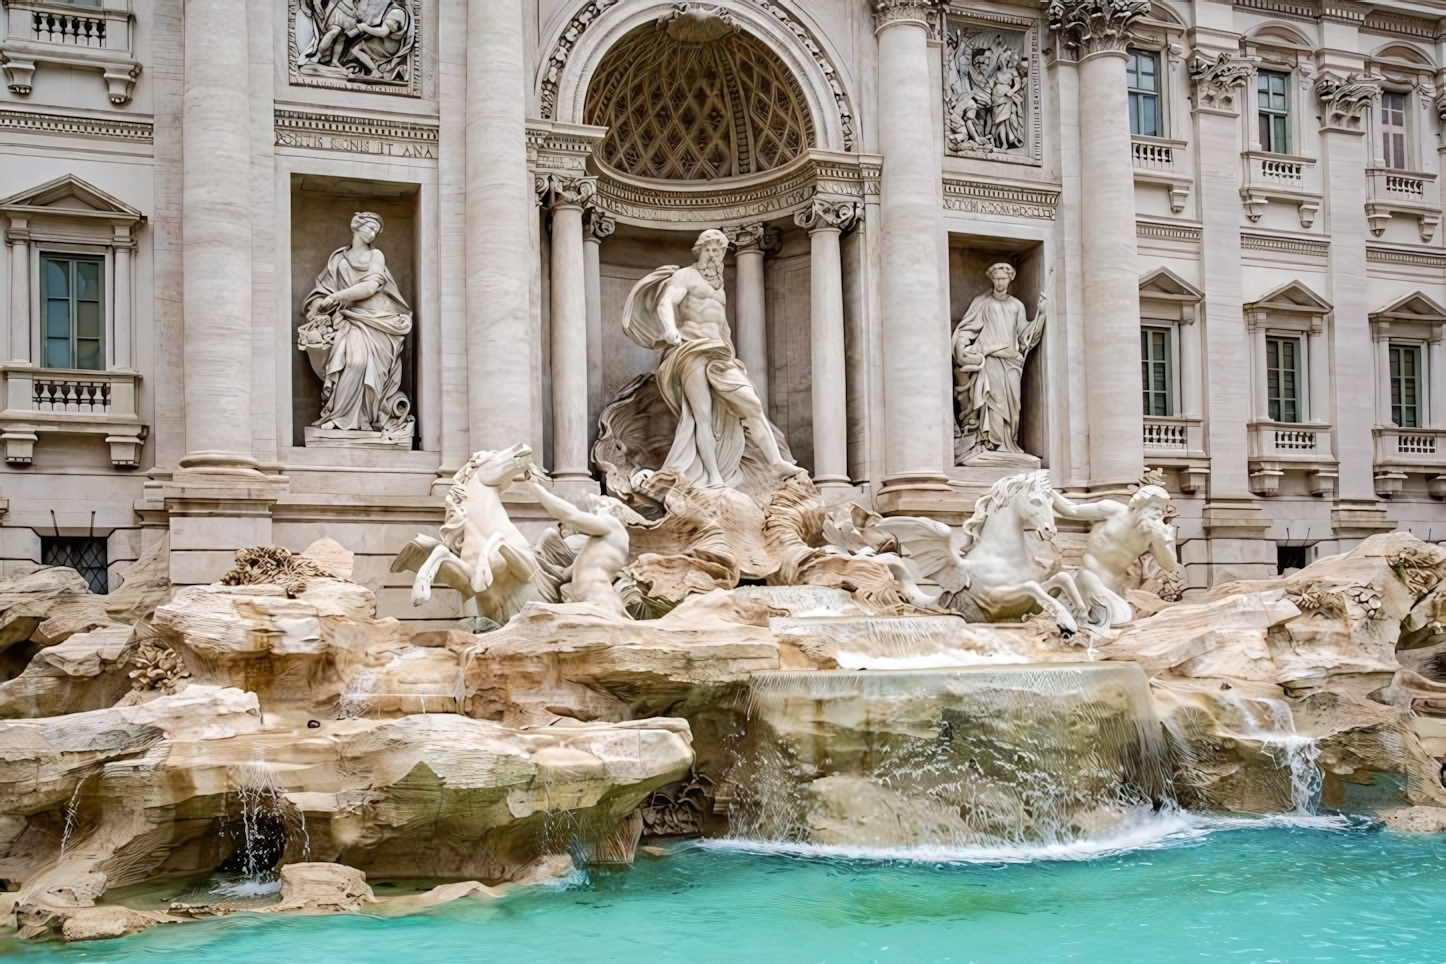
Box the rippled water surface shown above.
[9,822,1446,963]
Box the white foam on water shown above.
[210,876,283,898]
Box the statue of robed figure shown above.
[952,262,1045,459]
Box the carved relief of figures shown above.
[952,263,1045,461]
[945,27,1029,154]
[293,0,416,92]
[298,212,414,447]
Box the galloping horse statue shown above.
[876,470,1092,634]
[391,444,561,626]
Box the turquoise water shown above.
[7,820,1446,963]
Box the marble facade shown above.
[3,0,1446,622]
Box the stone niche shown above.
[948,235,1047,467]
[289,175,419,449]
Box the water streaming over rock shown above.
[1211,693,1322,815]
[724,664,1175,849]
[217,760,308,895]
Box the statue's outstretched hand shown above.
[662,327,683,347]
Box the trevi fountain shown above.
[2,0,1446,960]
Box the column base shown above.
[177,451,266,480]
[877,475,964,520]
[813,477,861,505]
[161,474,287,586]
[550,476,601,500]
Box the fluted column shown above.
[113,231,132,370]
[729,222,770,403]
[796,200,858,491]
[582,206,614,440]
[466,0,534,452]
[872,0,949,504]
[1049,0,1148,489]
[180,0,255,473]
[540,175,595,484]
[6,219,26,363]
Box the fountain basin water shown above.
[724,663,1174,849]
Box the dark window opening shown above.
[1276,544,1308,575]
[42,536,108,594]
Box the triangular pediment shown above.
[1370,291,1446,324]
[0,174,142,220]
[1139,266,1203,302]
[1245,280,1332,315]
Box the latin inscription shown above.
[275,130,436,158]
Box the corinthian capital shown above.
[794,198,862,233]
[1316,71,1381,132]
[724,222,777,251]
[535,173,597,209]
[871,0,945,35]
[1047,0,1149,57]
[582,206,615,243]
[1189,53,1257,114]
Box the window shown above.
[1141,327,1173,416]
[1381,92,1407,170]
[1257,71,1291,154]
[40,255,103,370]
[1126,50,1161,138]
[41,536,108,594]
[1266,336,1301,423]
[1390,343,1423,428]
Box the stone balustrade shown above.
[0,0,138,102]
[0,366,144,466]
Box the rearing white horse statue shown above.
[877,471,1089,634]
[390,444,561,626]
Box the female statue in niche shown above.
[297,211,414,444]
[952,262,1045,458]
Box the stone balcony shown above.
[1373,426,1446,497]
[0,366,145,467]
[1131,136,1192,215]
[1247,420,1337,496]
[0,0,139,104]
[1142,415,1209,492]
[1240,151,1322,228]
[1364,168,1441,243]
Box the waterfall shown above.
[727,664,1176,850]
[216,759,308,896]
[59,772,92,857]
[1215,694,1322,815]
[338,666,384,719]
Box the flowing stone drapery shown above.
[466,0,534,453]
[541,174,595,485]
[873,0,950,507]
[730,222,770,404]
[796,200,858,491]
[297,213,414,444]
[1048,0,1147,489]
[180,0,255,473]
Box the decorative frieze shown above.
[288,0,420,97]
[1046,0,1149,57]
[0,108,151,141]
[1316,72,1381,132]
[1189,53,1256,114]
[1136,220,1201,241]
[944,17,1041,165]
[274,109,437,157]
[1241,233,1330,258]
[941,177,1058,219]
[1366,246,1446,269]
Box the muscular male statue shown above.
[1051,484,1184,625]
[530,482,631,618]
[621,229,802,489]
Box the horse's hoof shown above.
[1059,626,1076,638]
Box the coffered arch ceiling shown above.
[583,21,815,182]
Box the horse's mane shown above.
[439,450,495,554]
[956,469,1051,555]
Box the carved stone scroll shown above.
[1316,71,1382,132]
[1189,52,1256,114]
[1046,0,1149,57]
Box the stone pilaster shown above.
[1049,0,1148,490]
[727,222,773,410]
[466,0,535,453]
[795,199,861,492]
[872,0,951,512]
[6,217,27,363]
[583,206,614,448]
[538,174,596,487]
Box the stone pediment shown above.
[1244,280,1332,315]
[1370,291,1446,325]
[0,174,143,224]
[1138,267,1203,302]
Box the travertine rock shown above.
[0,568,112,674]
[0,625,135,719]
[59,906,177,942]
[272,862,377,912]
[104,534,173,626]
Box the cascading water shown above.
[724,663,1176,850]
[1212,694,1322,815]
[214,760,307,897]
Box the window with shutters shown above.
[39,255,103,370]
[1140,327,1173,416]
[1257,71,1291,154]
[1381,91,1408,170]
[1266,336,1302,423]
[1126,50,1161,138]
[1390,343,1423,427]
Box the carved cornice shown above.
[871,0,945,34]
[582,206,615,242]
[794,198,862,232]
[1367,245,1446,269]
[540,0,857,152]
[274,109,438,157]
[1241,233,1329,258]
[1189,53,1257,114]
[536,173,597,209]
[0,108,152,141]
[1047,0,1148,57]
[941,177,1058,219]
[1316,71,1381,132]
